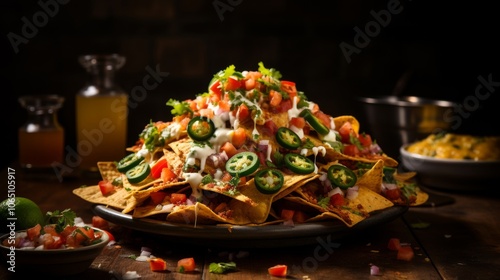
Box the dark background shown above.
[1,0,499,170]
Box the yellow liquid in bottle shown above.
[76,94,128,171]
[18,129,64,168]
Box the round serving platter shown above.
[92,204,408,248]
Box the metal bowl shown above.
[357,96,456,158]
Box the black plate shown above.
[92,204,408,248]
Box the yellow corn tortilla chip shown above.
[97,161,121,182]
[291,186,393,227]
[166,202,232,225]
[72,185,131,211]
[355,159,385,193]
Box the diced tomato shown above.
[280,80,297,97]
[237,103,250,121]
[274,98,293,113]
[43,224,59,236]
[293,210,309,223]
[220,171,233,182]
[224,77,242,91]
[150,191,167,205]
[151,158,168,179]
[342,144,360,157]
[41,233,63,249]
[220,142,238,159]
[26,224,41,241]
[66,227,93,247]
[358,133,372,147]
[397,245,415,261]
[196,95,209,110]
[261,120,278,136]
[269,90,282,107]
[161,166,177,182]
[209,80,222,97]
[92,215,110,230]
[170,193,187,205]
[98,180,116,196]
[244,78,256,90]
[280,209,295,221]
[314,111,332,129]
[218,99,231,112]
[384,188,402,201]
[338,121,356,143]
[329,193,345,207]
[387,238,401,251]
[177,257,196,272]
[149,258,168,271]
[231,127,247,148]
[290,117,306,129]
[268,264,287,277]
[60,225,77,240]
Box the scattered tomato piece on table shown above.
[397,245,414,261]
[268,264,287,277]
[177,257,196,272]
[149,258,168,271]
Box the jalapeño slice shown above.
[225,151,260,177]
[187,116,215,141]
[276,127,301,150]
[255,168,284,194]
[284,153,315,174]
[117,153,143,173]
[327,164,357,189]
[299,109,329,135]
[126,161,151,184]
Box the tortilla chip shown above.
[355,159,385,193]
[166,202,232,225]
[333,115,360,134]
[291,186,393,227]
[72,185,131,211]
[97,161,121,182]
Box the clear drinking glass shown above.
[18,95,65,169]
[76,54,128,172]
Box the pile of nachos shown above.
[73,62,428,227]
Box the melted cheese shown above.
[407,133,500,160]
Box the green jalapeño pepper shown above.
[327,164,357,189]
[126,161,151,184]
[117,153,143,173]
[284,153,315,174]
[255,168,284,194]
[276,127,301,150]
[299,109,329,136]
[187,116,215,141]
[225,152,260,177]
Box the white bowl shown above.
[400,145,500,191]
[0,226,109,276]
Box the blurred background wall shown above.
[1,0,499,169]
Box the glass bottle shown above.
[76,54,128,172]
[18,95,65,169]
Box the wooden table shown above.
[1,164,499,279]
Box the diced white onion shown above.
[122,271,141,279]
[346,185,359,200]
[327,187,343,197]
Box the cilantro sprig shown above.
[45,208,76,233]
[166,98,193,117]
[209,262,237,274]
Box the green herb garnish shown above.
[209,262,237,274]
